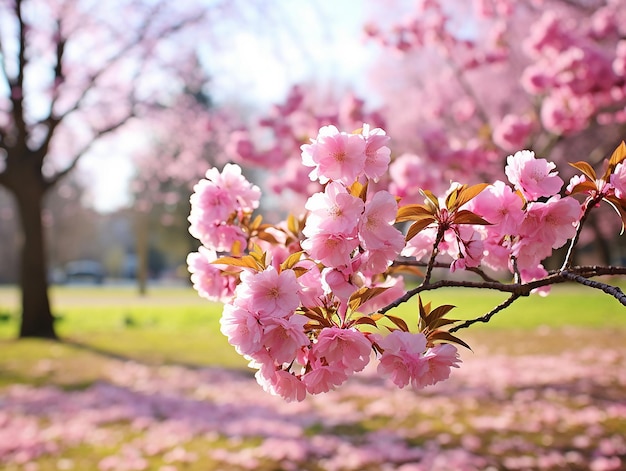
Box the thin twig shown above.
[449,294,521,332]
[423,225,445,285]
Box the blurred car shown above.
[63,260,105,284]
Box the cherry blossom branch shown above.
[561,270,626,306]
[560,195,603,271]
[423,225,445,285]
[377,265,626,317]
[449,293,522,333]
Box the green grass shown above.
[0,282,625,381]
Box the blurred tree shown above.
[0,0,241,338]
[362,0,626,264]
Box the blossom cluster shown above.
[188,125,464,402]
[403,149,584,288]
[187,124,626,402]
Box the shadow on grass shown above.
[60,337,253,376]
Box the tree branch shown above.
[560,195,603,270]
[449,293,521,332]
[9,0,28,150]
[561,270,626,306]
[44,110,135,190]
[377,264,626,321]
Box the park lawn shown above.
[0,282,625,388]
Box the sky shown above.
[83,0,377,212]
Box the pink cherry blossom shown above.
[303,181,364,237]
[412,343,461,389]
[262,316,310,364]
[186,247,236,303]
[301,363,349,394]
[220,303,264,357]
[300,232,359,269]
[361,124,391,182]
[256,367,307,403]
[377,331,428,389]
[188,219,248,253]
[358,190,404,250]
[493,114,534,151]
[519,196,582,250]
[610,162,626,198]
[450,226,484,272]
[301,125,367,184]
[190,163,261,224]
[468,180,525,236]
[313,327,372,373]
[236,267,301,318]
[505,150,564,200]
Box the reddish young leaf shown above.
[396,204,433,223]
[452,210,491,225]
[212,255,259,270]
[350,315,379,328]
[451,183,489,210]
[405,217,436,241]
[420,189,440,211]
[348,286,390,312]
[280,251,304,271]
[385,314,409,332]
[604,141,626,180]
[568,179,600,196]
[569,161,597,182]
[427,330,472,351]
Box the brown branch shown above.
[423,225,445,285]
[44,111,135,190]
[9,0,28,149]
[376,264,626,321]
[560,195,603,270]
[449,294,521,333]
[561,270,626,306]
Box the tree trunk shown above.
[136,210,149,296]
[14,184,57,339]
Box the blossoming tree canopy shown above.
[187,124,626,402]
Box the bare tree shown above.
[0,0,234,338]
